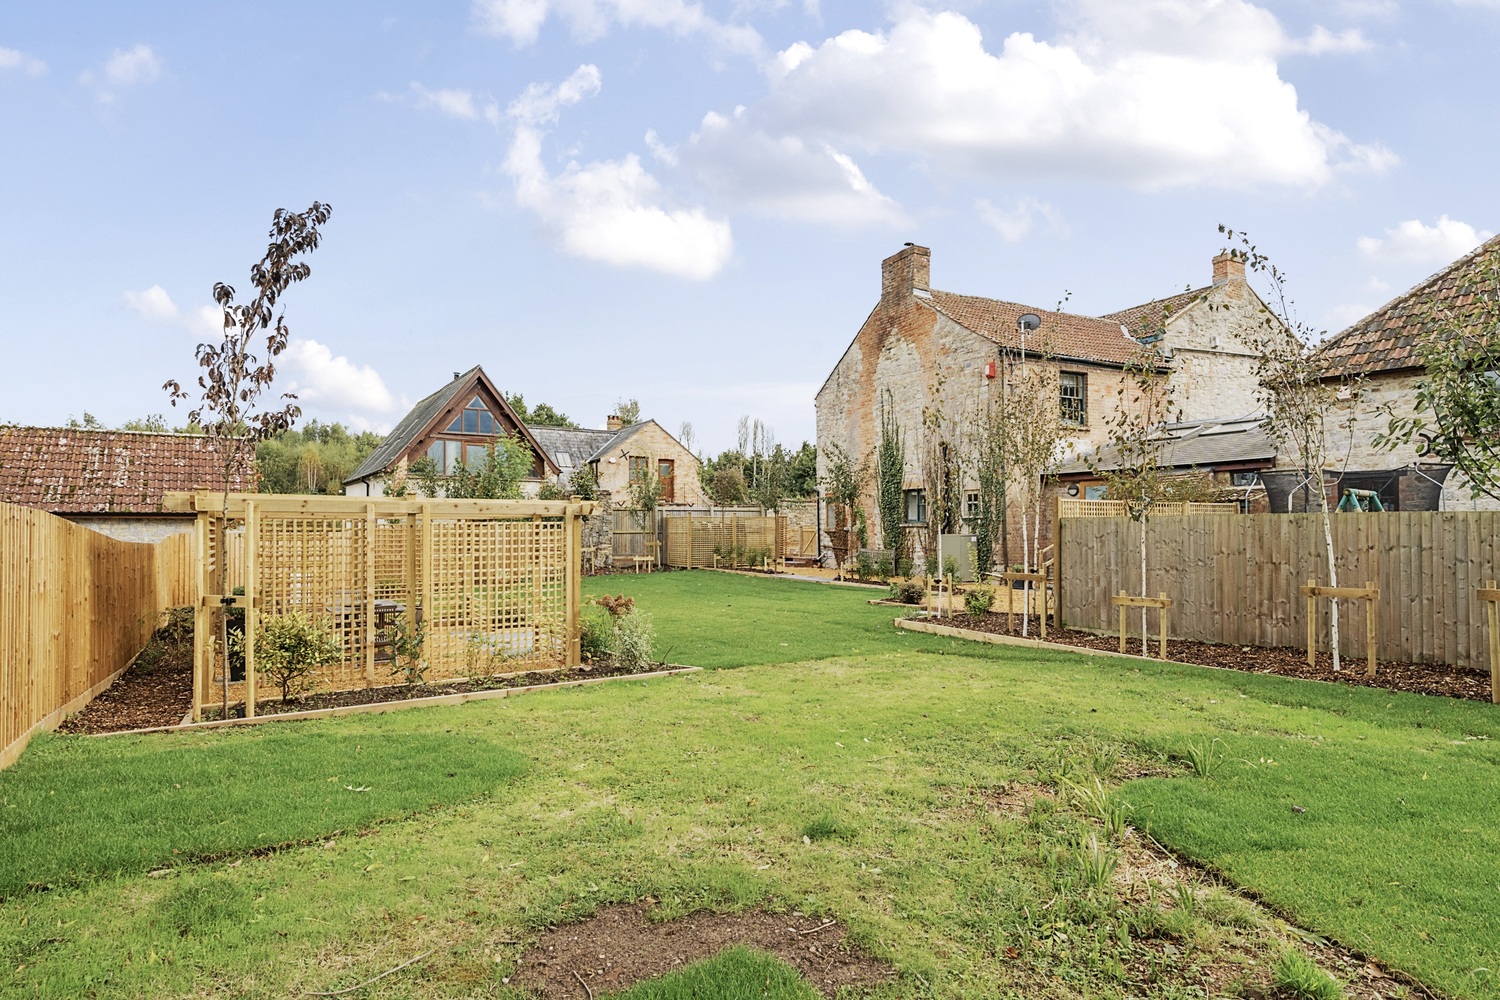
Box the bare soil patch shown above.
[509,903,893,998]
[948,611,1494,702]
[57,645,191,735]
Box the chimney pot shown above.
[452,371,461,380]
[1212,251,1245,285]
[881,244,931,302]
[606,414,623,431]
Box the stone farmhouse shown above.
[815,244,1281,563]
[0,426,253,542]
[343,365,704,505]
[1317,232,1500,512]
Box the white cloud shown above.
[471,0,761,53]
[0,46,46,76]
[689,4,1391,193]
[280,339,398,415]
[1288,25,1373,54]
[502,67,733,279]
[976,197,1063,242]
[124,285,179,324]
[1357,216,1496,265]
[124,285,229,338]
[409,82,500,124]
[81,44,161,102]
[678,106,905,227]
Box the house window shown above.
[1059,372,1086,426]
[658,459,675,503]
[628,456,649,483]
[428,439,465,474]
[964,491,980,520]
[1231,472,1259,487]
[446,396,497,435]
[904,489,927,524]
[1084,484,1107,501]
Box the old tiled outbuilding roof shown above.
[1055,414,1274,475]
[924,290,1148,367]
[1319,232,1500,377]
[1101,287,1210,337]
[0,427,254,513]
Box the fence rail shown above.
[1057,499,1241,519]
[1059,512,1500,668]
[1,503,191,769]
[664,514,786,568]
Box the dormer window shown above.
[446,397,497,435]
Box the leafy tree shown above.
[1224,225,1359,671]
[410,437,534,499]
[786,442,818,498]
[66,412,105,430]
[615,398,642,425]
[707,466,748,505]
[119,414,170,432]
[820,442,871,580]
[254,421,382,494]
[164,200,332,717]
[1375,251,1500,502]
[569,463,599,501]
[506,393,578,428]
[238,611,342,703]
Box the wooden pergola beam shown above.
[163,491,595,520]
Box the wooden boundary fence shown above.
[1,503,192,769]
[663,514,785,569]
[1058,512,1500,668]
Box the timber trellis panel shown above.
[1059,512,1500,668]
[1056,499,1241,519]
[1,503,192,769]
[169,493,592,719]
[663,514,786,569]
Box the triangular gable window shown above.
[448,395,498,434]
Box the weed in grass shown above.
[1075,834,1117,893]
[1273,949,1346,1000]
[1183,735,1225,778]
[801,812,855,843]
[1170,882,1198,913]
[1065,777,1129,841]
[160,878,251,937]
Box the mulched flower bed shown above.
[942,611,1495,703]
[200,662,662,722]
[509,902,892,998]
[57,645,193,735]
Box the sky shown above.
[1,0,1496,456]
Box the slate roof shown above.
[1055,414,1274,476]
[924,290,1149,367]
[526,421,655,468]
[1101,287,1211,337]
[1319,231,1500,377]
[0,427,254,513]
[345,367,480,483]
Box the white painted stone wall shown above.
[64,516,194,543]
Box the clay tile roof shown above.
[0,427,253,514]
[1319,232,1500,377]
[1101,287,1211,336]
[924,290,1148,367]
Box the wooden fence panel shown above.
[1059,512,1500,668]
[1,503,191,769]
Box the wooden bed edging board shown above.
[87,666,704,738]
[894,617,1186,668]
[0,658,135,771]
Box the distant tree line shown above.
[696,416,816,508]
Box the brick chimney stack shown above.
[1212,251,1245,285]
[606,414,623,431]
[881,244,930,302]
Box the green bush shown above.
[242,611,344,703]
[893,579,925,605]
[854,550,875,581]
[964,586,995,616]
[1273,950,1345,1000]
[388,612,429,689]
[615,610,657,671]
[580,608,614,663]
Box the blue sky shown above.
[2,0,1496,455]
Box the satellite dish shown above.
[1017,313,1041,333]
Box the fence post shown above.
[1365,580,1377,678]
[1306,578,1317,668]
[1052,494,1063,629]
[567,502,583,666]
[192,511,209,722]
[364,503,376,688]
[1118,590,1127,654]
[1159,592,1168,660]
[1484,581,1500,705]
[244,501,258,718]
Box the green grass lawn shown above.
[0,570,1495,998]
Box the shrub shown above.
[388,612,429,689]
[893,580,925,604]
[854,551,875,581]
[964,586,995,616]
[896,556,913,579]
[615,610,656,671]
[248,611,344,702]
[943,554,959,580]
[593,594,636,621]
[580,608,614,663]
[536,479,565,500]
[873,550,894,581]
